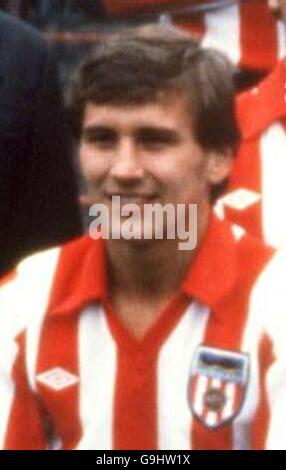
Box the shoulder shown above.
[213,215,275,288]
[0,245,60,339]
[250,248,286,315]
[247,247,286,350]
[6,234,94,285]
[237,227,274,273]
[0,233,98,301]
[226,224,275,301]
[0,235,94,337]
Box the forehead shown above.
[81,94,194,133]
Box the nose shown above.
[110,138,144,182]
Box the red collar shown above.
[236,60,286,140]
[47,235,108,316]
[181,216,237,307]
[47,216,239,317]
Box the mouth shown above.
[104,193,159,205]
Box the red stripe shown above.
[239,0,278,71]
[35,315,82,450]
[113,347,157,450]
[105,295,190,449]
[237,61,286,139]
[201,377,213,424]
[231,139,262,192]
[227,138,263,240]
[250,334,274,450]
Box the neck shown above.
[107,206,210,299]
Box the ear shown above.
[207,150,234,185]
[79,193,93,208]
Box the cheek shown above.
[147,151,208,203]
[79,146,109,182]
[180,146,209,184]
[145,147,203,177]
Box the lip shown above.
[104,193,158,202]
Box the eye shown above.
[138,129,180,151]
[82,128,117,149]
[141,137,167,150]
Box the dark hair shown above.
[66,24,240,199]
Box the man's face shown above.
[79,94,231,242]
[268,0,286,23]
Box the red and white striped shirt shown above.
[103,0,286,72]
[1,216,286,450]
[218,60,286,247]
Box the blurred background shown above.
[1,0,284,91]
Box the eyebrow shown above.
[135,127,181,143]
[81,126,117,140]
[82,125,181,142]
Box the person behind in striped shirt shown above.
[102,0,285,83]
[0,24,286,450]
[218,0,286,248]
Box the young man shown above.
[0,25,285,450]
[219,0,286,248]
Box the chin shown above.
[120,224,147,243]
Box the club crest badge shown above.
[188,346,249,430]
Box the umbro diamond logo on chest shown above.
[222,189,261,210]
[36,367,79,391]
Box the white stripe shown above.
[0,248,60,448]
[232,337,260,449]
[277,21,286,60]
[261,124,286,248]
[0,277,24,448]
[242,255,286,450]
[254,249,286,449]
[212,378,222,389]
[222,382,236,420]
[0,341,18,448]
[205,411,218,428]
[157,302,210,450]
[0,279,23,342]
[205,378,222,429]
[76,305,117,450]
[232,267,266,450]
[194,375,208,417]
[202,4,241,64]
[0,248,58,342]
[265,359,286,450]
[25,248,61,391]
